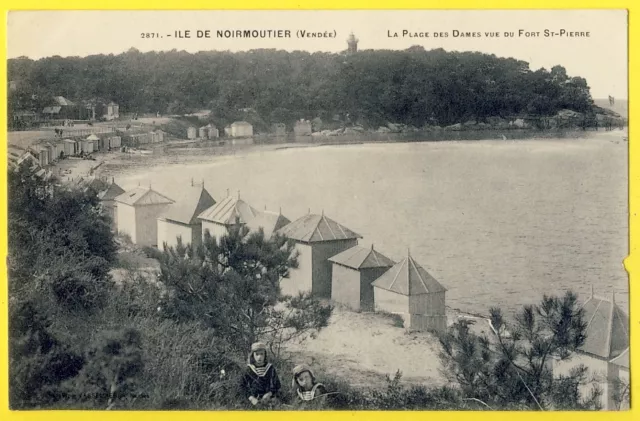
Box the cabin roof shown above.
[276,213,362,243]
[579,294,629,360]
[197,194,258,225]
[246,210,291,239]
[372,253,446,296]
[329,245,395,270]
[162,185,216,225]
[115,187,174,206]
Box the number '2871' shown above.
[141,33,161,38]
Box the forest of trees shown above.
[8,47,595,128]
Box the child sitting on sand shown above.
[292,364,328,406]
[240,342,281,407]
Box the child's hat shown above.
[292,364,316,388]
[292,364,315,379]
[250,342,267,352]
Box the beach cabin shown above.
[98,135,110,151]
[105,102,119,120]
[246,208,291,240]
[206,124,219,139]
[80,136,95,154]
[199,126,208,139]
[371,251,447,332]
[39,141,61,163]
[197,192,259,242]
[109,135,122,149]
[329,245,395,312]
[61,139,76,156]
[157,182,216,249]
[150,130,165,143]
[294,119,312,136]
[115,187,175,247]
[187,127,197,140]
[230,121,253,137]
[276,213,362,298]
[52,141,65,160]
[552,290,629,410]
[87,133,100,150]
[273,123,287,136]
[97,178,125,228]
[30,145,50,167]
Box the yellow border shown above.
[0,2,635,421]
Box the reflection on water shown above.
[105,134,628,316]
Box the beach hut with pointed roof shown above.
[552,289,629,409]
[115,186,174,246]
[371,251,447,332]
[246,208,291,240]
[276,212,362,298]
[329,244,395,312]
[157,182,216,249]
[198,191,259,243]
[97,178,125,228]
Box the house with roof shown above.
[371,251,447,332]
[157,182,216,249]
[115,186,175,246]
[97,178,125,228]
[329,244,395,312]
[246,208,291,240]
[230,121,253,137]
[552,289,629,410]
[198,191,259,243]
[43,96,78,120]
[276,212,362,298]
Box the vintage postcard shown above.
[4,8,631,414]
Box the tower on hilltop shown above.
[347,32,359,54]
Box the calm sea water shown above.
[108,134,629,316]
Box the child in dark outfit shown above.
[240,342,281,407]
[292,364,327,406]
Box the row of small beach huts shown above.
[93,179,447,333]
[10,130,169,169]
[91,178,629,410]
[186,120,314,140]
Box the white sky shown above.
[7,9,628,99]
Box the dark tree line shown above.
[9,47,594,127]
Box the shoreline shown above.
[89,127,627,179]
[44,126,628,186]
